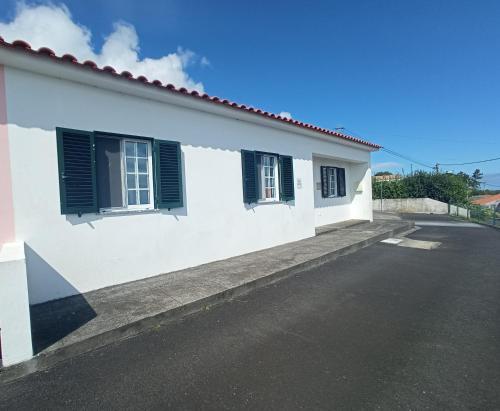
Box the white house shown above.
[0,38,379,310]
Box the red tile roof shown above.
[472,193,500,205]
[0,37,381,149]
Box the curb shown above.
[447,215,500,230]
[0,221,413,384]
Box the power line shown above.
[439,157,500,166]
[342,128,434,170]
[376,132,498,146]
[381,148,434,169]
[343,127,500,170]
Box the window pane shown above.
[139,190,149,204]
[138,174,148,189]
[95,136,124,208]
[127,173,136,189]
[259,155,278,200]
[126,158,135,172]
[328,168,336,196]
[137,158,148,173]
[125,142,135,157]
[136,143,148,158]
[128,190,137,205]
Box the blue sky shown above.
[2,0,500,186]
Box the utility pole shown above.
[466,187,470,220]
[410,163,413,176]
[380,179,383,212]
[434,163,440,173]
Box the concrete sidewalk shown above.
[1,219,412,382]
[314,219,368,235]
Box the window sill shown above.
[99,208,159,216]
[257,200,283,205]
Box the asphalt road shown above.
[1,215,500,410]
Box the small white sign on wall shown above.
[296,178,302,189]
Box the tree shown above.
[372,170,471,206]
[374,171,393,176]
[471,169,483,190]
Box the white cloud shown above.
[200,56,211,67]
[278,111,292,119]
[372,161,403,170]
[0,2,205,92]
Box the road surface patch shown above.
[381,238,404,245]
[398,238,441,250]
[381,237,441,250]
[416,221,483,228]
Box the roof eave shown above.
[0,37,381,150]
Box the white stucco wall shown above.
[0,242,33,366]
[3,62,374,304]
[373,198,449,214]
[449,204,469,218]
[313,156,373,227]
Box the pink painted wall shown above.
[0,65,15,246]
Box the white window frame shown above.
[122,138,155,211]
[259,154,280,202]
[328,167,337,198]
[99,137,155,213]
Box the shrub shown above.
[372,171,471,206]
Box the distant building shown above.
[471,194,500,208]
[373,174,402,182]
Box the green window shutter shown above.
[320,166,329,198]
[337,167,346,197]
[241,150,258,203]
[56,127,98,215]
[154,140,183,209]
[279,155,295,202]
[255,152,263,200]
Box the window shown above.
[96,135,154,211]
[259,154,279,201]
[57,128,184,215]
[327,167,337,197]
[320,166,346,198]
[241,150,295,204]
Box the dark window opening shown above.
[96,136,124,209]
